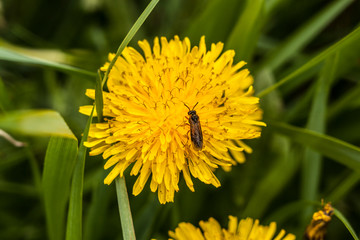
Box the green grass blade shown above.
[0,110,76,139]
[301,53,339,221]
[264,200,307,224]
[115,177,136,240]
[25,146,42,194]
[226,0,265,62]
[259,0,352,71]
[328,83,360,120]
[270,121,360,172]
[280,62,322,96]
[0,77,10,112]
[257,24,360,98]
[265,0,287,14]
[101,0,159,88]
[0,47,95,78]
[333,207,360,240]
[66,106,94,240]
[327,172,360,203]
[43,137,78,240]
[254,68,283,118]
[0,180,37,197]
[284,84,315,122]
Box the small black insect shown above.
[184,102,203,150]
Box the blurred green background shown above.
[1,0,360,239]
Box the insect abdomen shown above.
[189,114,203,150]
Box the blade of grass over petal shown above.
[43,137,78,240]
[115,177,136,240]
[301,53,338,222]
[270,121,360,172]
[257,24,360,98]
[0,48,95,78]
[0,110,76,139]
[101,0,159,88]
[66,106,94,240]
[333,208,360,240]
[95,71,104,122]
[226,0,265,62]
[259,0,352,71]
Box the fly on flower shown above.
[184,102,203,151]
[80,36,266,204]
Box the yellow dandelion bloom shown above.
[305,202,333,240]
[168,216,296,240]
[80,36,265,204]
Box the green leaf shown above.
[66,106,94,240]
[226,0,265,62]
[301,53,339,221]
[270,121,360,172]
[333,207,360,240]
[0,110,76,139]
[0,47,95,78]
[43,137,78,240]
[259,0,352,71]
[257,24,360,98]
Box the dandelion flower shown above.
[80,36,265,204]
[305,202,333,240]
[168,216,296,240]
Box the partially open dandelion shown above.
[305,202,333,240]
[168,216,296,240]
[80,36,265,203]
